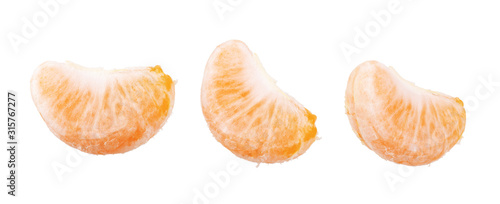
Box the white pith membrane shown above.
[348,61,465,165]
[202,41,316,163]
[31,61,174,154]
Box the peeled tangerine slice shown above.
[31,61,175,154]
[201,40,317,163]
[345,61,466,166]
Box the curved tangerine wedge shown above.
[201,40,317,163]
[345,61,466,166]
[31,61,175,154]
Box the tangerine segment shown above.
[31,61,175,154]
[201,40,317,163]
[345,61,466,166]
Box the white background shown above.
[1,0,500,203]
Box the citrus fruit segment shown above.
[31,61,175,154]
[345,61,466,166]
[201,40,317,163]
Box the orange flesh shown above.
[345,61,466,166]
[31,62,175,154]
[201,40,317,163]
